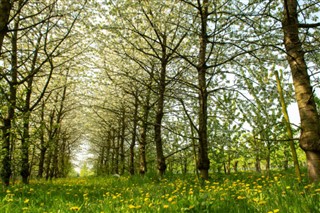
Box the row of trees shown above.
[0,0,88,186]
[85,0,320,181]
[0,0,319,187]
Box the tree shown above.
[282,0,320,182]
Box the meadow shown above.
[1,170,320,213]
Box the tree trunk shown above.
[21,115,31,184]
[0,0,11,55]
[130,97,138,175]
[306,151,320,182]
[197,0,210,180]
[154,56,167,177]
[233,161,238,173]
[120,111,125,175]
[21,76,33,184]
[38,147,47,178]
[1,16,19,186]
[282,0,320,182]
[255,158,261,173]
[45,149,52,180]
[275,70,301,181]
[37,102,47,178]
[139,68,153,175]
[139,117,148,175]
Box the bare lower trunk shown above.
[306,151,320,182]
[38,147,47,178]
[1,119,12,186]
[233,161,239,173]
[155,59,167,176]
[255,158,261,173]
[196,0,210,180]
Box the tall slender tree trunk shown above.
[275,70,301,181]
[21,113,30,184]
[37,102,47,178]
[282,0,320,182]
[130,95,138,175]
[120,110,125,175]
[139,69,153,175]
[21,76,33,184]
[1,17,19,186]
[154,46,168,177]
[197,0,210,180]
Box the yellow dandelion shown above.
[128,204,136,209]
[273,209,280,213]
[237,195,246,200]
[163,205,169,209]
[24,199,29,204]
[70,206,80,211]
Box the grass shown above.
[0,169,320,212]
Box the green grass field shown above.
[1,170,319,212]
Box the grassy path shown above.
[1,170,319,212]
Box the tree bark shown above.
[130,95,139,175]
[154,41,168,177]
[197,0,210,180]
[282,0,320,182]
[139,68,153,175]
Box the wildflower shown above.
[128,204,136,209]
[24,199,30,204]
[70,206,80,211]
[128,204,141,209]
[314,188,320,192]
[237,195,246,200]
[163,205,169,208]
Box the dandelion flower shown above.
[237,195,246,200]
[163,205,169,209]
[24,199,29,204]
[70,206,80,211]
